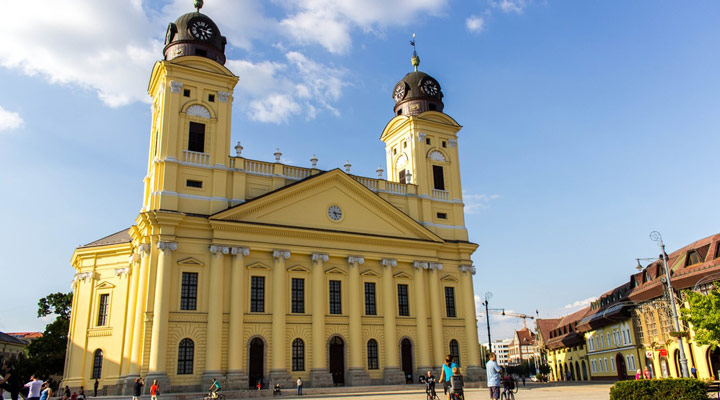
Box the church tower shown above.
[143,0,238,215]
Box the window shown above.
[399,169,407,184]
[186,179,202,188]
[606,333,611,348]
[686,250,702,266]
[445,287,456,317]
[397,284,409,316]
[437,212,447,219]
[442,141,447,148]
[177,338,194,375]
[604,358,609,373]
[426,138,431,145]
[432,165,445,190]
[91,349,103,379]
[329,280,342,314]
[610,357,615,371]
[250,276,265,312]
[367,339,379,369]
[180,272,198,310]
[291,278,304,314]
[188,122,205,153]
[449,339,460,366]
[292,338,304,371]
[715,242,720,259]
[365,282,376,315]
[97,294,109,326]
[403,141,407,148]
[183,89,190,97]
[208,94,215,102]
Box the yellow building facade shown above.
[61,5,483,394]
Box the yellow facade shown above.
[61,7,483,394]
[584,320,644,381]
[547,345,589,382]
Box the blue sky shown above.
[1,0,719,342]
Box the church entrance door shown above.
[329,336,345,385]
[401,338,413,383]
[248,338,264,389]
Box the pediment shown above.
[325,266,346,275]
[440,275,458,282]
[393,272,413,280]
[211,169,443,243]
[360,269,380,278]
[288,265,310,273]
[247,262,271,271]
[96,281,115,289]
[178,257,204,266]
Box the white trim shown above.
[586,344,637,356]
[420,221,467,230]
[151,190,244,204]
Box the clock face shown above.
[393,83,406,102]
[328,205,342,221]
[422,79,440,97]
[189,19,214,40]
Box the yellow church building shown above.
[61,3,484,393]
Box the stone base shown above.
[346,368,371,386]
[383,367,405,385]
[464,365,485,382]
[225,370,249,390]
[144,372,170,394]
[268,369,293,389]
[309,369,334,388]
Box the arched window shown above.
[177,338,194,375]
[449,339,460,366]
[91,349,103,379]
[292,338,304,371]
[367,339,379,370]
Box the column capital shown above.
[458,265,476,275]
[347,256,365,266]
[210,245,231,255]
[381,258,397,269]
[128,253,141,265]
[312,253,329,262]
[273,250,291,261]
[73,271,96,283]
[413,261,429,270]
[231,246,250,256]
[157,241,178,252]
[114,267,130,278]
[138,243,151,256]
[429,262,443,271]
[169,80,183,93]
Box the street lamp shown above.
[482,292,493,350]
[644,231,689,378]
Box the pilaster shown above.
[413,261,432,376]
[227,247,250,389]
[146,241,176,389]
[428,263,445,367]
[347,256,371,386]
[269,250,292,388]
[203,245,228,385]
[310,253,333,387]
[381,258,404,384]
[124,243,151,393]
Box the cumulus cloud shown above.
[564,296,597,310]
[0,106,24,132]
[491,0,530,14]
[466,16,486,33]
[463,193,500,214]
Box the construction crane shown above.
[483,309,535,329]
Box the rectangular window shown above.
[188,121,205,153]
[437,212,447,219]
[399,169,407,184]
[291,278,304,314]
[97,294,109,326]
[186,179,202,188]
[208,94,215,102]
[442,141,447,148]
[365,282,377,315]
[183,89,190,97]
[426,138,431,145]
[329,280,342,314]
[180,272,198,310]
[397,284,409,316]
[445,287,456,317]
[432,165,445,190]
[610,358,615,371]
[250,276,265,313]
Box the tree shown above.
[680,286,720,349]
[24,292,73,380]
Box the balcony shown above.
[183,150,209,165]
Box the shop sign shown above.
[659,349,668,357]
[646,351,654,359]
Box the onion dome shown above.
[392,35,444,116]
[163,0,227,65]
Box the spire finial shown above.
[410,33,420,72]
[194,0,204,12]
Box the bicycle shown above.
[203,391,224,400]
[425,381,439,400]
[500,376,517,400]
[449,375,464,400]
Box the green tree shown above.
[680,286,720,349]
[24,292,73,380]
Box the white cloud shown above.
[0,106,23,132]
[491,0,529,14]
[466,16,486,33]
[564,296,597,310]
[463,193,500,214]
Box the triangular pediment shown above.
[288,265,310,273]
[247,262,271,271]
[211,169,443,243]
[96,281,115,289]
[393,272,413,280]
[440,275,458,282]
[325,266,346,275]
[360,269,380,277]
[178,257,204,266]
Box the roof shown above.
[7,332,42,341]
[536,318,562,342]
[79,228,132,249]
[543,307,592,350]
[514,327,536,345]
[0,331,29,345]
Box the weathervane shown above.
[194,0,204,12]
[410,33,420,71]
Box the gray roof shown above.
[0,331,28,345]
[79,228,132,248]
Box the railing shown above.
[385,182,407,195]
[183,150,209,165]
[284,165,312,180]
[353,176,378,191]
[432,189,449,200]
[245,160,274,176]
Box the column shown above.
[310,253,333,387]
[347,256,370,385]
[413,262,431,374]
[227,247,249,388]
[203,245,228,385]
[146,241,177,388]
[381,258,404,384]
[459,265,483,381]
[428,264,445,368]
[120,252,141,381]
[125,243,151,393]
[269,250,292,387]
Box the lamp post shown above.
[649,231,690,378]
[482,292,493,350]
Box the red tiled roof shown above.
[514,327,536,345]
[7,332,42,340]
[536,318,561,342]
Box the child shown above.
[150,379,159,400]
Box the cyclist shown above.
[424,370,437,399]
[208,378,221,399]
[438,354,458,400]
[486,352,503,400]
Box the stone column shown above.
[381,258,404,384]
[428,263,445,368]
[227,247,250,389]
[269,250,292,387]
[146,241,176,389]
[120,252,141,377]
[124,243,151,393]
[347,256,371,385]
[310,253,333,387]
[459,265,484,381]
[203,245,228,386]
[413,261,431,377]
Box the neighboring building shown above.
[544,308,591,381]
[7,332,43,342]
[488,338,513,366]
[0,332,28,360]
[508,327,540,366]
[61,3,484,394]
[535,318,561,368]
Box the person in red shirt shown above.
[150,380,159,400]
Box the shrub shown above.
[609,379,707,400]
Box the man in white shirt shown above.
[24,376,44,400]
[486,353,503,400]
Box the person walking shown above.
[132,377,144,400]
[296,377,302,396]
[24,376,45,400]
[94,380,99,397]
[150,380,159,400]
[486,352,503,400]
